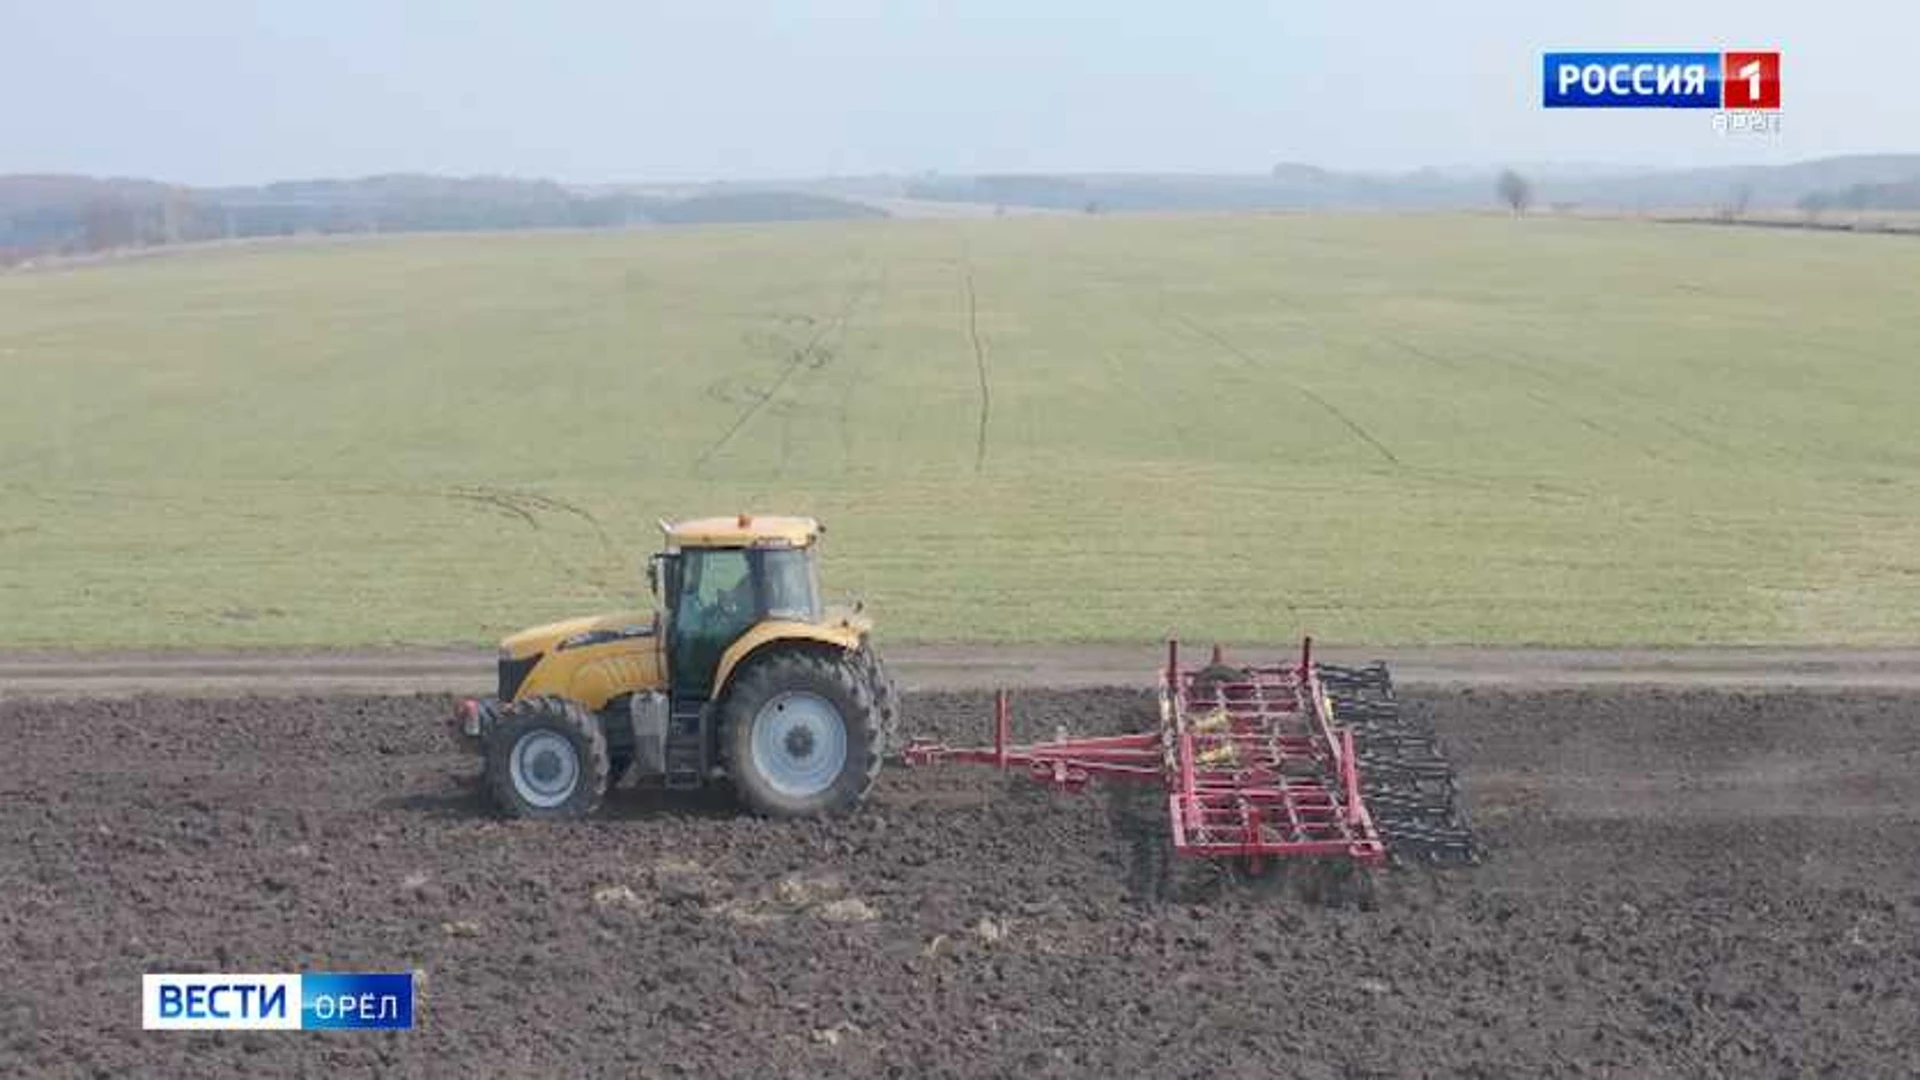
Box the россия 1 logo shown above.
[1542,51,1781,110]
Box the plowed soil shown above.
[5,686,1919,1078]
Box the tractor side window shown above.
[758,548,819,621]
[688,549,752,625]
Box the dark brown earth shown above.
[5,686,1920,1078]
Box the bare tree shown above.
[1496,169,1533,215]
[1718,183,1754,222]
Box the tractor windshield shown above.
[757,547,819,622]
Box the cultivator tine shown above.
[1371,825,1480,865]
[1322,661,1480,866]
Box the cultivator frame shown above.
[903,637,1477,873]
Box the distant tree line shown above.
[0,175,884,263]
[904,168,1538,213]
[1796,176,1920,216]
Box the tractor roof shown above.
[662,514,822,549]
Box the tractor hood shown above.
[501,608,864,662]
[499,612,655,661]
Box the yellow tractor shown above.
[452,515,898,820]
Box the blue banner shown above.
[1543,52,1722,109]
[301,973,415,1030]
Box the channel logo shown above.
[142,973,415,1031]
[1543,51,1780,110]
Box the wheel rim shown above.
[749,691,849,799]
[509,729,581,808]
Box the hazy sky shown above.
[1,0,1911,185]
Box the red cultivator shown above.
[903,637,1476,875]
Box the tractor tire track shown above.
[837,262,888,473]
[1166,311,1402,468]
[456,487,615,553]
[1347,317,1687,475]
[446,486,614,554]
[963,263,991,473]
[1331,329,1623,496]
[441,486,621,604]
[693,276,872,473]
[1373,331,1617,439]
[443,488,539,529]
[1445,328,1752,466]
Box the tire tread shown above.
[484,695,611,820]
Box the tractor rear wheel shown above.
[485,696,610,820]
[860,643,902,753]
[721,649,881,818]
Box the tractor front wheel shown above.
[722,650,881,818]
[484,696,610,820]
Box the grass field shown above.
[3,214,1919,648]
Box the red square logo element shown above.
[1723,51,1781,109]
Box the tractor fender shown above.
[711,620,864,700]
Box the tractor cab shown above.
[454,514,898,823]
[652,514,826,700]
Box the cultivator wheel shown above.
[1318,662,1479,866]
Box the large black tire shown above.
[721,648,882,818]
[484,696,610,820]
[861,643,903,754]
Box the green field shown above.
[3,215,1918,648]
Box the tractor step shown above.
[664,700,709,789]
